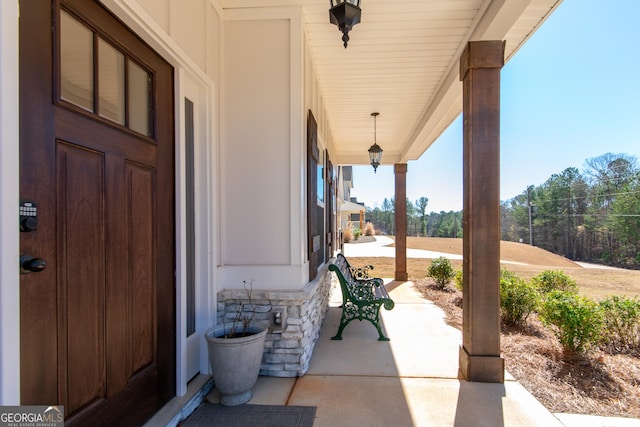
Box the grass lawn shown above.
[346,236,640,299]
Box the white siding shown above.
[170,0,207,70]
[222,19,291,267]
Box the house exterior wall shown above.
[303,33,334,162]
[217,6,334,292]
[132,0,221,81]
[133,0,211,75]
[222,19,292,267]
[0,0,336,403]
[137,0,170,30]
[98,3,336,293]
[214,6,335,377]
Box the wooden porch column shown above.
[458,41,505,383]
[394,163,408,281]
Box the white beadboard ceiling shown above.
[221,0,562,166]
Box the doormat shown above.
[181,403,316,427]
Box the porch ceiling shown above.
[221,0,561,166]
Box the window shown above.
[60,11,93,111]
[317,150,325,205]
[59,9,153,137]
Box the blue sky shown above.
[351,0,640,213]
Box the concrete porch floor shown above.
[204,280,573,427]
[147,277,640,426]
[146,235,640,426]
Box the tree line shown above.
[365,197,462,238]
[501,152,639,268]
[364,152,639,268]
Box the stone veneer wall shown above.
[215,266,332,377]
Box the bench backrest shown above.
[329,253,355,283]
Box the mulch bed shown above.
[414,279,640,419]
[345,235,377,244]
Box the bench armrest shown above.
[349,265,375,280]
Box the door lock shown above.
[20,200,38,232]
[20,255,47,274]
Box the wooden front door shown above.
[19,1,175,425]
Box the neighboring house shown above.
[348,198,367,226]
[336,166,366,233]
[340,165,354,204]
[0,0,561,425]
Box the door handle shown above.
[20,255,47,274]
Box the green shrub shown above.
[499,270,538,326]
[599,295,640,353]
[426,257,455,289]
[539,290,603,355]
[453,270,463,292]
[532,270,578,295]
[500,268,519,283]
[353,228,362,240]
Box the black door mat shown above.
[181,403,316,427]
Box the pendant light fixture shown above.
[329,0,362,48]
[368,112,382,173]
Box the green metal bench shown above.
[328,253,395,341]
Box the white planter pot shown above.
[204,324,267,406]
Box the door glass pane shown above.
[98,38,125,124]
[60,11,94,111]
[185,98,196,337]
[128,61,151,136]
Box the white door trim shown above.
[0,0,20,405]
[176,69,217,394]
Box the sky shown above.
[350,0,640,213]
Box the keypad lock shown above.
[20,200,38,232]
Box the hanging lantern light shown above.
[329,0,361,48]
[368,112,382,173]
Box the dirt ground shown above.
[348,236,640,299]
[345,236,640,419]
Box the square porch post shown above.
[394,163,408,281]
[458,40,505,383]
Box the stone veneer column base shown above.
[216,266,332,377]
[458,345,504,383]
